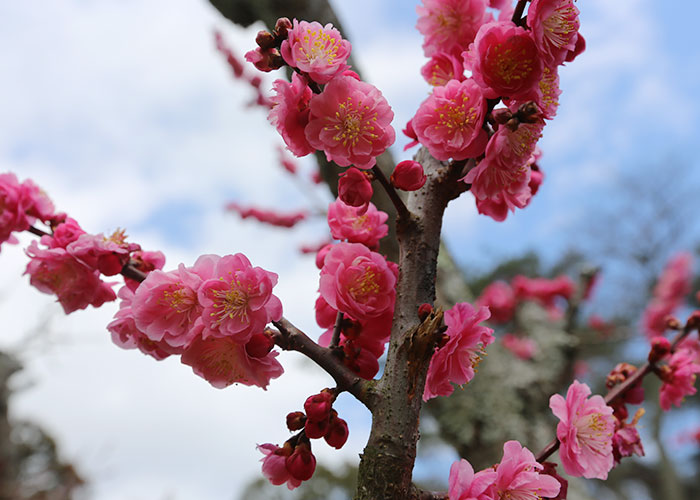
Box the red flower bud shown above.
[324,413,349,449]
[255,30,276,50]
[304,417,330,439]
[285,442,316,481]
[274,17,293,38]
[418,303,433,322]
[338,167,373,208]
[303,391,333,422]
[390,160,426,191]
[286,411,306,431]
[245,331,275,358]
[648,336,671,364]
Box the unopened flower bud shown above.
[324,413,349,449]
[304,391,333,422]
[255,30,276,50]
[274,17,293,38]
[516,101,540,123]
[665,316,681,330]
[648,336,671,364]
[286,411,306,431]
[245,331,275,358]
[491,108,512,125]
[391,160,426,191]
[338,167,373,208]
[686,310,700,330]
[286,442,316,481]
[418,303,433,322]
[304,417,330,439]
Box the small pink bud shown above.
[324,413,349,449]
[303,391,333,422]
[648,337,671,363]
[391,160,426,191]
[417,303,433,322]
[286,442,316,481]
[665,316,681,330]
[245,331,275,358]
[286,411,306,431]
[686,310,700,329]
[338,167,373,208]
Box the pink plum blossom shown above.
[305,75,395,169]
[226,202,307,228]
[66,229,140,276]
[549,380,615,479]
[424,302,494,400]
[108,286,182,360]
[131,264,208,348]
[512,274,574,317]
[447,458,497,500]
[258,443,301,490]
[181,333,283,389]
[1,173,55,249]
[421,52,465,87]
[416,0,489,58]
[198,253,283,342]
[501,333,537,360]
[319,242,396,321]
[412,79,488,161]
[269,73,315,157]
[527,0,581,67]
[25,241,116,314]
[41,218,85,249]
[464,21,543,100]
[475,281,516,323]
[612,409,645,465]
[642,252,692,339]
[327,199,388,248]
[659,348,700,411]
[280,19,351,84]
[484,441,561,500]
[391,160,426,191]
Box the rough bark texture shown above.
[355,149,467,500]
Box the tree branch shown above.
[271,317,376,409]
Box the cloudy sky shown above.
[1,0,699,499]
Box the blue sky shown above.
[0,0,699,498]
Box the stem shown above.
[330,312,344,349]
[371,165,410,220]
[272,317,376,410]
[27,225,50,238]
[512,0,529,26]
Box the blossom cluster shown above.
[253,19,396,170]
[258,389,349,490]
[109,253,285,389]
[410,0,583,221]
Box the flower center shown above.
[299,28,340,64]
[211,280,250,325]
[349,267,380,301]
[329,97,378,147]
[162,284,196,313]
[543,4,578,50]
[435,94,477,132]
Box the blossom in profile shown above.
[549,380,615,479]
[658,348,700,411]
[280,19,351,84]
[257,443,301,490]
[0,173,55,249]
[181,333,283,389]
[421,52,465,87]
[416,0,489,58]
[412,79,488,161]
[642,252,692,338]
[319,242,396,321]
[486,441,561,499]
[501,333,537,360]
[424,302,494,400]
[25,241,116,314]
[465,21,543,100]
[269,73,315,157]
[327,199,388,249]
[67,230,139,276]
[447,458,496,500]
[305,75,395,169]
[198,253,283,343]
[527,0,581,67]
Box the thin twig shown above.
[372,165,410,220]
[27,225,50,238]
[330,311,344,348]
[512,0,529,26]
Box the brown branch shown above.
[271,316,376,409]
[371,165,410,220]
[330,311,343,349]
[512,0,529,26]
[535,323,697,463]
[27,225,50,238]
